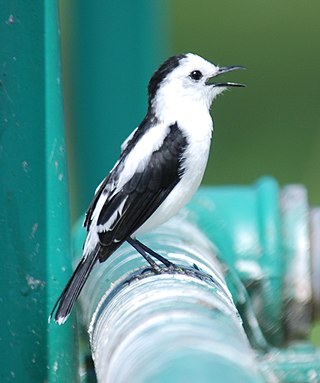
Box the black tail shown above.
[49,246,99,325]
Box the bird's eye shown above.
[189,70,203,81]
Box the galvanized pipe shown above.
[72,178,320,381]
[76,218,267,383]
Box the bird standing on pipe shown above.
[50,53,245,324]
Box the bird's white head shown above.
[148,53,244,121]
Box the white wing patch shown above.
[96,196,128,233]
[83,230,99,257]
[94,178,105,195]
[121,127,138,152]
[115,123,170,191]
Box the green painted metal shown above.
[44,2,79,382]
[0,2,77,382]
[260,343,320,382]
[280,185,313,339]
[60,0,170,220]
[1,1,170,381]
[188,177,284,345]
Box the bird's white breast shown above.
[136,104,213,235]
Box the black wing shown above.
[96,123,187,261]
[84,112,158,231]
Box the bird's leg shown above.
[127,237,161,270]
[129,237,174,268]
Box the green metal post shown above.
[0,2,78,382]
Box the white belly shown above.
[136,132,212,235]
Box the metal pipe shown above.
[187,177,320,344]
[72,177,320,381]
[280,185,313,338]
[310,207,320,320]
[75,218,267,383]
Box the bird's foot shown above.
[141,262,186,275]
[127,262,216,291]
[151,262,216,284]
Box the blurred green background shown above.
[170,0,320,205]
[60,0,320,220]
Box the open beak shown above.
[206,66,246,88]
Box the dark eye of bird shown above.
[189,70,203,81]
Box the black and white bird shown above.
[50,53,245,324]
